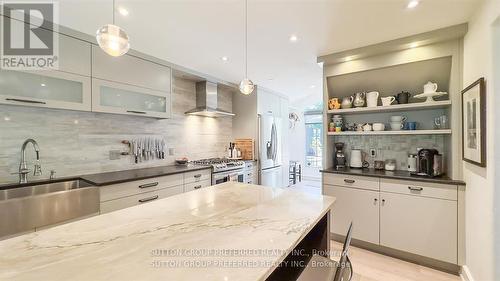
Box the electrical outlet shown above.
[169,148,175,156]
[370,149,377,158]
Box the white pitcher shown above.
[366,91,379,107]
[424,81,438,93]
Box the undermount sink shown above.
[0,179,99,239]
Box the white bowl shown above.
[390,116,406,122]
[372,123,385,131]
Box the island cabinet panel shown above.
[100,186,184,214]
[100,174,184,202]
[92,45,171,92]
[323,185,380,244]
[323,173,379,191]
[183,180,211,192]
[380,191,458,263]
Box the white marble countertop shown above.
[0,182,335,281]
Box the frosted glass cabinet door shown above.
[92,78,171,119]
[0,69,91,111]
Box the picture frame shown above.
[462,77,486,167]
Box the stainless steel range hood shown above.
[185,81,235,117]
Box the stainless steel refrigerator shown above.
[259,113,282,188]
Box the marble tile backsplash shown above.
[334,135,445,170]
[0,78,234,184]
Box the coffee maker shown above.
[333,142,346,170]
[411,149,443,177]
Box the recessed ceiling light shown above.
[407,0,419,9]
[309,85,316,89]
[289,35,298,42]
[221,56,228,62]
[40,83,46,87]
[118,7,129,16]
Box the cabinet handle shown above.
[126,110,147,114]
[408,186,423,192]
[382,199,386,204]
[194,185,202,189]
[374,198,378,203]
[194,174,202,178]
[138,195,159,203]
[139,182,158,189]
[344,179,355,184]
[6,98,46,104]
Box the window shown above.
[304,113,322,168]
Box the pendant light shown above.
[239,0,254,95]
[96,0,130,57]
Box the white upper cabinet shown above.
[91,45,172,118]
[92,78,171,118]
[0,26,92,111]
[92,45,171,92]
[257,88,281,117]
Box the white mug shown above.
[390,115,407,122]
[366,91,379,107]
[390,122,404,131]
[381,96,395,106]
[424,81,438,93]
[372,123,385,131]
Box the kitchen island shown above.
[0,182,336,281]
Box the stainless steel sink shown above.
[0,179,99,239]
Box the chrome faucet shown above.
[18,138,42,184]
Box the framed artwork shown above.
[462,78,486,167]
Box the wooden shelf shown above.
[327,129,452,136]
[326,100,451,115]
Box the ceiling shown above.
[47,0,480,102]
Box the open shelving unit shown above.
[327,129,452,136]
[327,100,451,115]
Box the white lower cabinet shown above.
[379,191,457,263]
[324,185,379,244]
[323,174,460,264]
[100,186,183,214]
[183,180,211,192]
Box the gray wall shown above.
[334,135,445,172]
[0,78,233,184]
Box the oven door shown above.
[213,170,245,185]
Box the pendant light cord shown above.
[112,0,115,24]
[244,0,248,77]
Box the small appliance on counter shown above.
[333,142,346,170]
[407,154,417,172]
[350,149,368,168]
[411,149,444,177]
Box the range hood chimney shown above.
[184,81,235,117]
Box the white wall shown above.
[462,0,500,280]
[289,109,306,165]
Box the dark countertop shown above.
[321,167,466,186]
[81,165,212,186]
[0,165,212,190]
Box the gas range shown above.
[191,158,245,173]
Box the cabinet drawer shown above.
[92,45,171,92]
[100,174,183,202]
[184,170,211,184]
[323,173,379,191]
[100,186,183,214]
[184,180,211,192]
[380,179,457,201]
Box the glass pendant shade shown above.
[96,24,130,57]
[239,78,255,95]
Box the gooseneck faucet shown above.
[18,138,42,183]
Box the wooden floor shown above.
[290,181,461,281]
[330,241,460,281]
